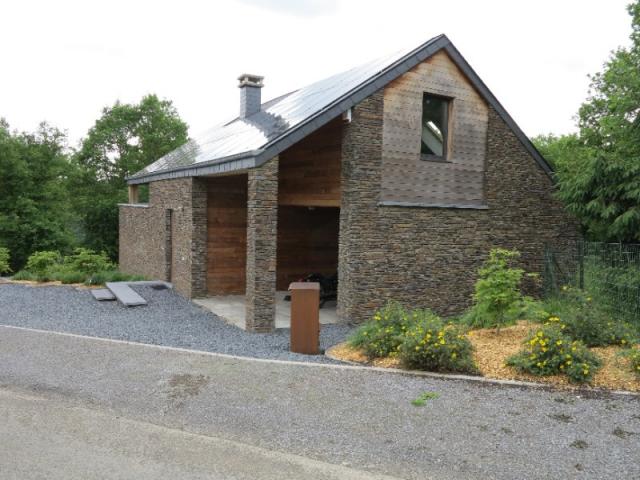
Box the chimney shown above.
[238,73,264,118]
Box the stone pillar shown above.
[190,177,208,297]
[338,91,385,324]
[245,156,279,332]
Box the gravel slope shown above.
[0,283,353,363]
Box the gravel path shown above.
[1,325,638,480]
[0,283,353,363]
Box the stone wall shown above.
[337,91,578,323]
[119,177,207,298]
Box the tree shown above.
[552,1,640,242]
[0,120,76,270]
[74,94,188,259]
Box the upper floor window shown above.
[420,93,450,161]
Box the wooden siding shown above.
[381,50,489,206]
[276,206,339,290]
[206,175,247,295]
[278,118,342,207]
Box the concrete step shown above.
[90,289,116,301]
[105,282,147,307]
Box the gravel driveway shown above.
[0,283,353,363]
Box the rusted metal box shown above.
[289,282,320,354]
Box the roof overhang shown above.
[127,34,553,184]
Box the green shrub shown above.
[64,248,113,275]
[53,269,87,284]
[11,270,38,281]
[398,310,477,374]
[349,302,412,358]
[25,251,62,275]
[463,248,538,330]
[85,270,145,285]
[507,324,601,383]
[0,247,11,274]
[626,349,640,377]
[543,286,637,347]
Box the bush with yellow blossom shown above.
[507,324,601,383]
[398,310,477,374]
[349,302,412,358]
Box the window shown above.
[420,93,450,161]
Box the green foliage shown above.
[16,249,138,285]
[626,349,640,377]
[73,94,189,259]
[348,302,412,358]
[25,251,62,275]
[85,270,145,285]
[463,248,536,329]
[535,1,640,242]
[399,311,477,374]
[0,120,76,270]
[507,325,602,383]
[64,248,114,275]
[411,391,440,407]
[0,247,11,274]
[543,286,637,347]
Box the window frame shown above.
[419,92,452,163]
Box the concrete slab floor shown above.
[193,291,338,330]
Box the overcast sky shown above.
[1,0,632,146]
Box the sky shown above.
[0,0,633,147]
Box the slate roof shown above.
[128,34,551,184]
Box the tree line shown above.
[0,95,188,271]
[1,1,639,272]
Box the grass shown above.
[411,391,440,406]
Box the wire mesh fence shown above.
[544,241,640,325]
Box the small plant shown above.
[25,250,62,275]
[0,247,11,275]
[543,286,637,347]
[411,391,440,406]
[399,310,477,374]
[349,302,413,358]
[507,324,602,383]
[463,248,537,330]
[64,248,114,275]
[621,349,640,377]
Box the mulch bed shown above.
[329,321,640,392]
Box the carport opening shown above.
[276,205,339,296]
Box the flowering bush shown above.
[544,286,637,347]
[507,324,601,383]
[349,302,412,358]
[398,310,477,374]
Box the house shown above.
[119,34,577,332]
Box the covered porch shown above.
[200,118,343,332]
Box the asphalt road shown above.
[0,325,638,479]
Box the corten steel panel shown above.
[289,282,320,355]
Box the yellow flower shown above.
[451,352,457,359]
[556,340,563,346]
[440,339,446,345]
[415,346,420,351]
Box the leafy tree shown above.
[0,120,76,270]
[73,94,188,259]
[547,1,640,242]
